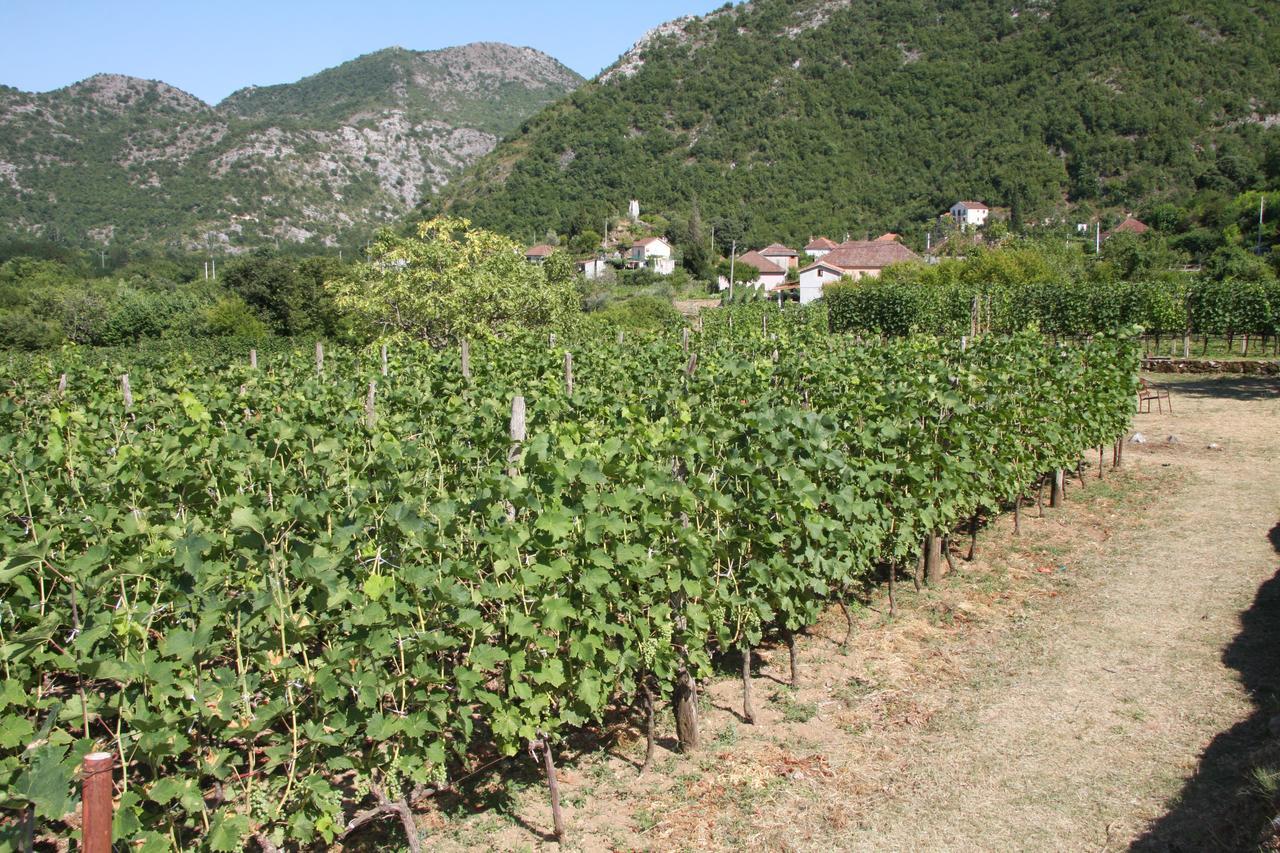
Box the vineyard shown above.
[827,276,1280,355]
[0,305,1138,850]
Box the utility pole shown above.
[1095,222,1101,254]
[1258,195,1266,255]
[728,239,736,302]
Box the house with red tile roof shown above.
[804,237,839,259]
[949,201,990,228]
[760,242,800,270]
[719,249,787,291]
[525,244,556,262]
[628,236,675,274]
[797,240,920,304]
[1105,215,1150,239]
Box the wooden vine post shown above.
[315,341,324,373]
[249,348,257,369]
[923,533,942,585]
[57,373,67,395]
[365,382,376,430]
[81,752,113,853]
[506,396,525,523]
[120,374,132,412]
[563,352,574,396]
[380,344,388,377]
[460,339,471,381]
[534,735,566,842]
[673,352,701,752]
[681,327,690,354]
[741,645,756,724]
[1050,469,1065,508]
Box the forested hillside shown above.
[438,0,1280,245]
[0,44,582,251]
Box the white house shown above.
[759,242,799,270]
[804,237,839,259]
[797,240,920,304]
[719,250,787,292]
[950,201,989,228]
[629,237,675,275]
[525,244,556,263]
[576,257,609,280]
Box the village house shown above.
[525,244,556,263]
[719,249,787,291]
[1105,215,1150,239]
[797,239,920,304]
[576,257,609,280]
[760,242,800,270]
[949,201,989,228]
[628,236,676,275]
[804,237,839,259]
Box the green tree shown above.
[327,217,580,345]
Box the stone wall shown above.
[1142,358,1280,375]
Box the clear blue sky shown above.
[0,1,721,104]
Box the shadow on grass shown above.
[1129,523,1280,851]
[1146,375,1280,402]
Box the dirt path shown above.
[838,376,1280,851]
[428,376,1279,852]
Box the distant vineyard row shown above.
[828,276,1280,347]
[0,305,1137,849]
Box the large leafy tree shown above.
[328,216,579,345]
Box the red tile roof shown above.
[954,201,989,210]
[760,242,799,257]
[874,233,901,242]
[737,250,786,275]
[818,240,920,270]
[525,244,556,257]
[805,237,839,251]
[1109,216,1149,235]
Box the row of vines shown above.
[827,275,1280,346]
[0,304,1138,849]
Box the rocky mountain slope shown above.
[439,0,1280,246]
[0,44,582,250]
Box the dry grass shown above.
[406,374,1280,852]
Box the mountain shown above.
[438,0,1280,246]
[0,44,583,251]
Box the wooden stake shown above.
[380,344,388,377]
[786,629,800,687]
[924,533,942,584]
[674,669,700,752]
[460,339,471,381]
[742,646,756,724]
[639,681,656,775]
[1050,469,1065,507]
[365,382,376,430]
[315,341,324,373]
[57,373,67,395]
[81,752,113,853]
[120,374,132,411]
[887,562,898,617]
[507,396,525,522]
[681,327,689,354]
[1013,496,1022,535]
[1098,446,1104,479]
[563,351,573,396]
[249,348,257,369]
[538,737,565,842]
[967,512,980,560]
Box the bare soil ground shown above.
[410,374,1279,852]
